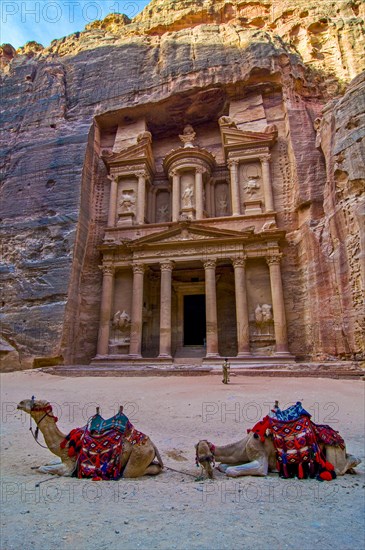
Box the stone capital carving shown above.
[266,254,282,266]
[232,256,247,268]
[137,131,152,143]
[260,154,271,163]
[227,159,239,169]
[132,263,146,275]
[160,261,174,272]
[100,264,114,276]
[107,174,117,184]
[135,170,148,179]
[203,258,216,269]
[170,169,180,178]
[196,167,206,175]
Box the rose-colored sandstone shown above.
[0,0,364,371]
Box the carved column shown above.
[195,167,204,219]
[204,259,219,357]
[171,170,180,222]
[267,255,290,354]
[107,175,118,227]
[260,155,275,212]
[97,265,115,355]
[136,171,147,224]
[228,159,241,216]
[159,261,173,358]
[129,264,145,358]
[232,257,251,356]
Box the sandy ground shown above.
[0,370,364,550]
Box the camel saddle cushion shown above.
[77,428,123,480]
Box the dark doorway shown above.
[184,294,206,345]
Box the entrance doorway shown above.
[183,294,206,345]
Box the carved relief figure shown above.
[182,184,194,207]
[245,176,260,196]
[111,310,131,344]
[119,191,136,214]
[157,203,169,222]
[261,303,272,322]
[255,304,263,323]
[217,191,228,216]
[179,125,196,148]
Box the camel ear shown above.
[194,443,198,449]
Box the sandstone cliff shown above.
[0,0,364,369]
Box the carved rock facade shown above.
[0,0,364,369]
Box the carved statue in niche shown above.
[254,303,273,335]
[182,184,194,207]
[119,190,136,214]
[179,125,196,148]
[217,191,228,216]
[245,176,260,196]
[111,310,131,344]
[157,203,169,222]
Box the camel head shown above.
[17,398,54,418]
[195,440,215,479]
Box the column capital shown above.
[160,261,174,272]
[266,254,282,266]
[132,263,146,275]
[228,159,239,168]
[170,168,180,178]
[99,264,115,275]
[232,256,247,268]
[196,167,206,175]
[107,174,118,183]
[203,258,216,269]
[260,154,271,163]
[135,169,148,179]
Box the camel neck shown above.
[32,413,66,456]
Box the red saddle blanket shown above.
[77,428,124,480]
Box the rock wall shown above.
[0,0,364,369]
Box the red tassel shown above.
[95,454,101,468]
[320,471,332,481]
[325,461,334,471]
[60,440,67,449]
[298,463,304,479]
[92,476,102,481]
[68,447,76,457]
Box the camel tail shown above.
[153,443,164,469]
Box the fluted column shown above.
[232,257,251,356]
[129,264,145,358]
[267,255,290,354]
[195,168,204,219]
[107,175,118,227]
[97,265,115,355]
[228,159,241,216]
[171,170,180,221]
[136,171,147,224]
[204,259,219,357]
[158,261,173,358]
[260,155,275,212]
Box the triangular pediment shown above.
[130,223,255,248]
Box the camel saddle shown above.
[60,407,147,480]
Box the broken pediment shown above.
[219,117,278,158]
[102,132,155,175]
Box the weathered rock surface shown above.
[0,0,364,369]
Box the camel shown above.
[196,431,361,480]
[17,398,163,478]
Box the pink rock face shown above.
[0,1,364,370]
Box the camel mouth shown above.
[198,455,214,464]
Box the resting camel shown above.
[196,432,361,479]
[17,398,163,478]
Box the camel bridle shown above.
[196,440,216,468]
[28,396,58,449]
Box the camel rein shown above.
[29,409,57,449]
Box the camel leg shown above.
[144,463,163,475]
[225,457,268,478]
[325,446,361,476]
[38,463,74,476]
[122,446,156,478]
